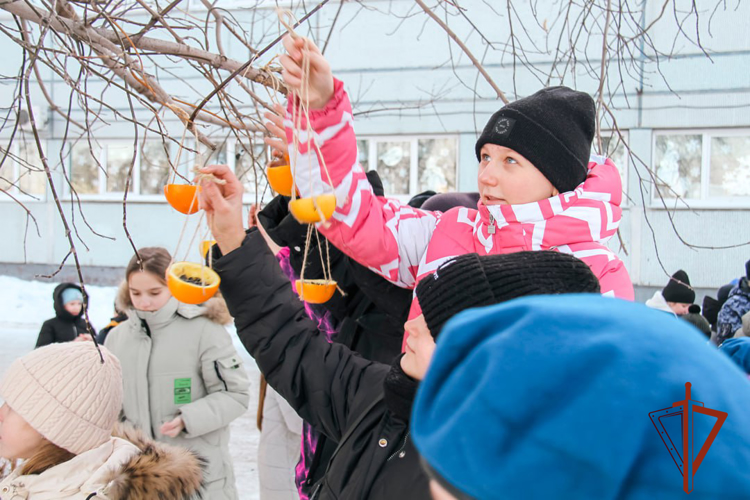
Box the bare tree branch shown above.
[415,0,509,104]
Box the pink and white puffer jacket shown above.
[285,79,634,345]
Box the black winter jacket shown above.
[35,283,95,348]
[216,231,430,500]
[258,186,411,364]
[258,188,414,493]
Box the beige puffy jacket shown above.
[105,287,250,500]
[0,425,203,499]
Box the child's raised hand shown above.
[263,104,287,158]
[197,165,246,255]
[280,35,334,110]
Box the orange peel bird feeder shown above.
[266,157,294,197]
[288,193,336,224]
[164,184,202,215]
[164,147,225,304]
[167,261,220,305]
[295,278,337,303]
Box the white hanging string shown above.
[277,8,339,294]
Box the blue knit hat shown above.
[61,287,83,306]
[412,294,750,499]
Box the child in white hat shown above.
[0,341,203,499]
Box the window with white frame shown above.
[0,136,47,200]
[598,131,629,199]
[68,136,274,202]
[69,139,175,198]
[653,130,750,203]
[356,136,458,198]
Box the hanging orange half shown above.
[295,279,337,304]
[288,194,336,224]
[267,162,294,197]
[164,184,202,215]
[167,262,220,304]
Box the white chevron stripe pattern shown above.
[332,175,371,227]
[556,244,616,262]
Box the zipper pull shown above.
[488,214,496,235]
[310,482,323,500]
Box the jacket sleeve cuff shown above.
[287,78,346,127]
[208,227,258,263]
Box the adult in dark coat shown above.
[35,283,96,348]
[200,163,603,500]
[256,171,413,494]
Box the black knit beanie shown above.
[475,86,596,193]
[662,270,695,304]
[415,251,601,337]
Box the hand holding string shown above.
[197,165,246,255]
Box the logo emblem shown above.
[493,117,515,137]
[649,382,727,494]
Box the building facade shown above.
[0,0,748,301]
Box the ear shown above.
[551,187,559,197]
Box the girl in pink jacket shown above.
[275,36,634,346]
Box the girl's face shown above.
[668,302,691,316]
[0,403,45,460]
[400,314,436,381]
[478,144,559,206]
[129,271,172,312]
[63,300,83,317]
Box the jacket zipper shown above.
[310,482,322,500]
[386,431,409,462]
[140,319,157,438]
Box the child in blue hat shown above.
[36,283,96,347]
[412,295,750,499]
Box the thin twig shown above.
[415,0,508,103]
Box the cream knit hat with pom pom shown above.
[0,341,122,455]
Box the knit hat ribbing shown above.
[415,251,601,337]
[0,342,123,455]
[662,270,694,304]
[475,86,596,193]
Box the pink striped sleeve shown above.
[286,79,438,288]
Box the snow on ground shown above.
[0,275,261,499]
